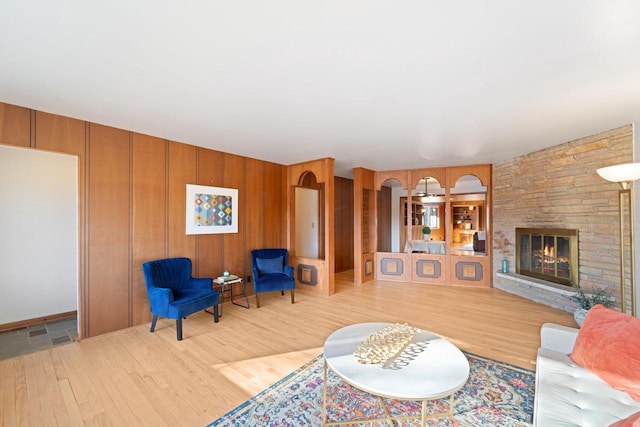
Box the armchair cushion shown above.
[168,288,218,319]
[256,256,284,275]
[254,273,294,293]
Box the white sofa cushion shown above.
[534,323,640,427]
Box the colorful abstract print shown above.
[194,193,233,227]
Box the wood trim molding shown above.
[0,311,77,333]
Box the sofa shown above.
[534,307,640,426]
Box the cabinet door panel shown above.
[132,133,166,325]
[245,158,264,277]
[0,103,30,147]
[167,141,196,261]
[223,154,245,277]
[264,162,285,248]
[87,124,130,336]
[35,111,85,154]
[195,148,224,278]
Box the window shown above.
[422,205,440,229]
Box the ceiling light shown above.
[417,177,434,198]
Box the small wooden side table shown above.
[213,277,250,316]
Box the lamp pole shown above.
[597,163,640,316]
[618,183,635,316]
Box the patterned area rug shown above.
[209,352,534,426]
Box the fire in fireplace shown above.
[515,228,578,287]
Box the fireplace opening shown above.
[515,228,578,287]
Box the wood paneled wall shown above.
[377,186,392,252]
[0,102,287,339]
[334,176,354,272]
[87,124,131,336]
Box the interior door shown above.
[295,187,319,258]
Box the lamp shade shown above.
[596,163,640,183]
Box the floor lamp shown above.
[596,162,640,316]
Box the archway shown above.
[287,158,335,295]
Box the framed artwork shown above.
[185,184,238,235]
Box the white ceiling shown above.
[2,1,640,177]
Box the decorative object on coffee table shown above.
[353,323,417,365]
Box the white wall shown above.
[391,186,403,253]
[295,187,319,258]
[0,145,78,324]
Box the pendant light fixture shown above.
[417,177,434,198]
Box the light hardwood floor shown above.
[0,271,575,426]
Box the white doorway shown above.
[0,145,78,328]
[295,187,319,258]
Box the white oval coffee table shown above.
[322,322,470,426]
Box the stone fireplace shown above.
[515,228,579,288]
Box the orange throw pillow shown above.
[610,410,640,426]
[570,304,640,401]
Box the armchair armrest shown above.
[284,265,294,278]
[540,323,579,354]
[252,266,260,280]
[147,287,173,315]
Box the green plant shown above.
[422,226,431,234]
[569,287,614,310]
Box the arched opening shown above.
[287,158,335,295]
[406,176,446,253]
[450,174,487,254]
[295,172,324,259]
[376,178,403,253]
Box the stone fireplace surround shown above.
[494,272,578,313]
[491,125,632,314]
[515,227,578,288]
[498,228,580,313]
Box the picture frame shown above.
[185,184,238,235]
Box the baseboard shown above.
[0,310,77,333]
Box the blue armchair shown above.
[142,257,219,340]
[251,248,295,308]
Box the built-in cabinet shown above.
[355,165,492,287]
[452,202,484,244]
[400,197,447,250]
[403,199,424,226]
[401,199,423,251]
